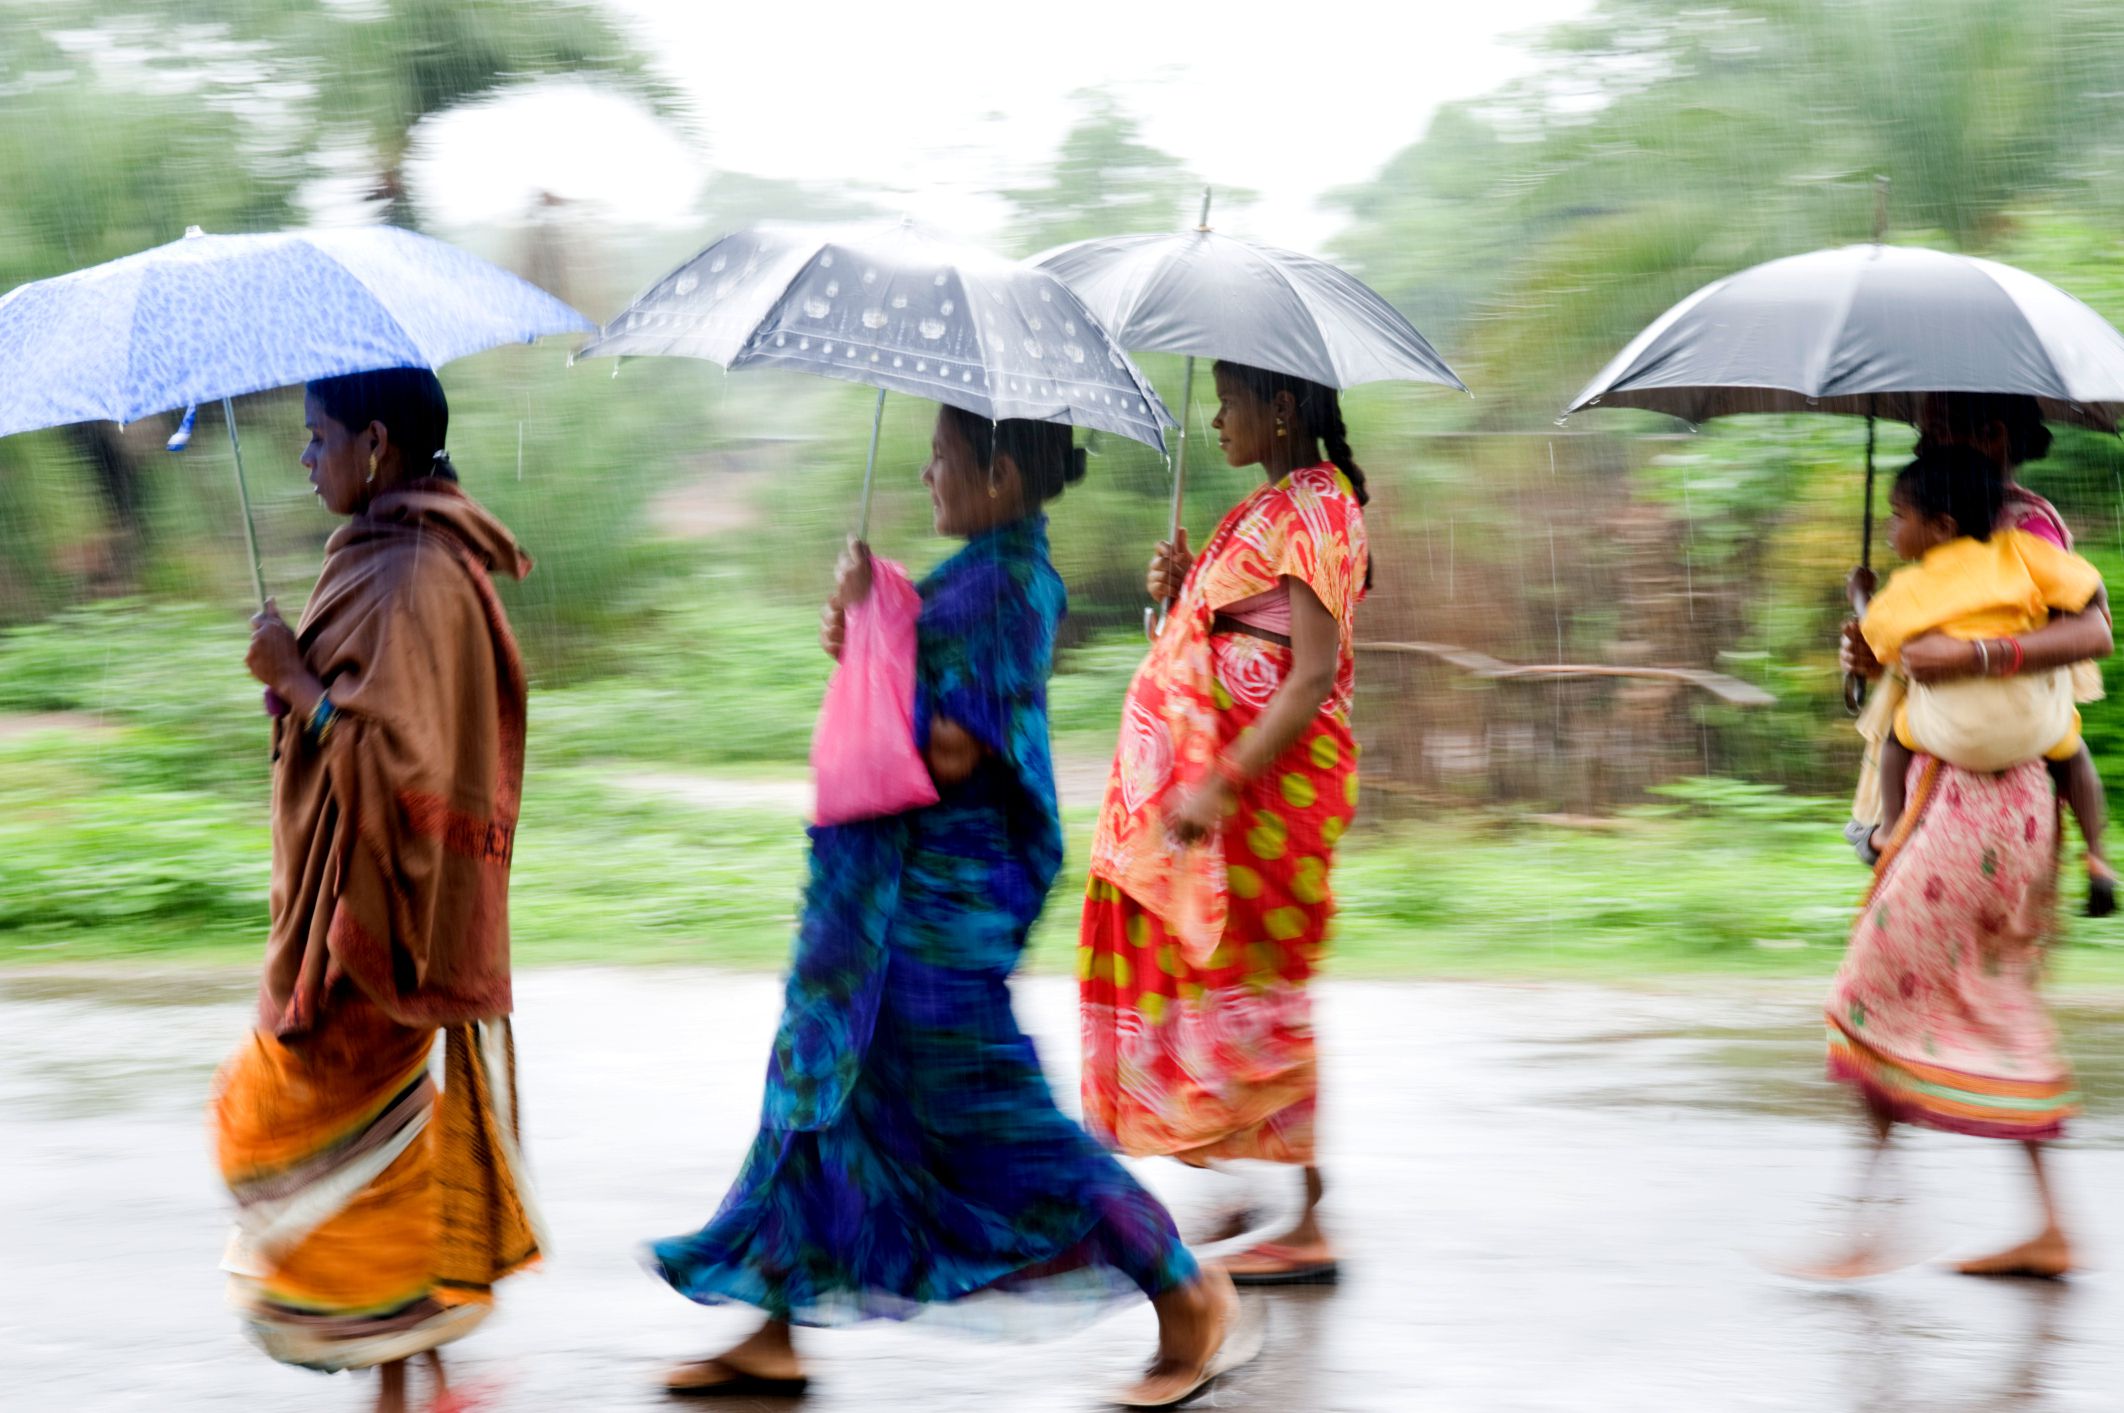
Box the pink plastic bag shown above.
[811,557,940,826]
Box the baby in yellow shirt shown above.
[1862,446,2106,859]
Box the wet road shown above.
[8,969,2124,1411]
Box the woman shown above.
[212,368,541,1413]
[1080,361,1369,1285]
[1846,392,2114,912]
[1821,395,2115,1280]
[653,405,1250,1410]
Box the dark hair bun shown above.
[1064,446,1088,486]
[2022,420,2054,464]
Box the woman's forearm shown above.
[1220,581,1338,782]
[2018,605,2113,672]
[1225,669,1335,782]
[924,716,984,787]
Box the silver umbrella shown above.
[1565,233,2124,711]
[1034,191,1466,632]
[575,219,1172,535]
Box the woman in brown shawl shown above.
[210,367,540,1413]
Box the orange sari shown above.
[211,999,540,1370]
[1081,464,1365,1163]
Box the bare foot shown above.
[1777,1240,1908,1282]
[1118,1272,1238,1408]
[1957,1231,2073,1279]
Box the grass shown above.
[10,601,2124,985]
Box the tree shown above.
[1003,90,1248,255]
[0,0,662,589]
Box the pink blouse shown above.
[1220,581,1292,636]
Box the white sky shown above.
[416,0,1592,251]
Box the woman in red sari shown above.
[1080,361,1368,1284]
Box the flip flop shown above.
[663,1358,811,1399]
[2086,868,2116,919]
[1217,1241,1340,1286]
[1114,1291,1266,1409]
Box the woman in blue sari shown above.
[654,406,1253,1408]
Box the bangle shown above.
[1211,754,1247,791]
[1975,639,1990,676]
[306,694,339,746]
[2007,637,2025,676]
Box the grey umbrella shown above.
[1034,191,1466,633]
[575,219,1172,535]
[1565,243,2124,432]
[1565,239,2124,710]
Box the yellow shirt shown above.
[1862,529,2104,665]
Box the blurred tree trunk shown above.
[71,423,149,591]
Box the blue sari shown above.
[651,516,1197,1324]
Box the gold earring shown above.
[366,452,378,483]
[1275,419,1288,438]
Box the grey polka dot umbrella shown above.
[575,219,1173,535]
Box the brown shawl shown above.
[260,480,531,1038]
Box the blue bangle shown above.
[307,694,338,745]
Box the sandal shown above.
[1844,818,1880,867]
[1215,1241,1340,1287]
[1115,1290,1265,1409]
[2087,860,2116,919]
[663,1358,811,1399]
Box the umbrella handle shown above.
[1843,672,1866,716]
[1143,356,1197,644]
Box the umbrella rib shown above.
[1800,253,1869,402]
[1974,260,2081,408]
[317,244,448,371]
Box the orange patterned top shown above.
[1089,463,1367,964]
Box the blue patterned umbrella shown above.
[0,225,593,437]
[0,224,593,609]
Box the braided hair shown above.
[1212,360,1372,586]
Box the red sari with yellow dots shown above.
[1080,464,1365,1165]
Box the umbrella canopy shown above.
[0,225,596,438]
[1565,243,2124,432]
[575,219,1172,451]
[1031,227,1465,392]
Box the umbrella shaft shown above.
[1861,405,1877,576]
[1167,355,1197,541]
[857,387,887,542]
[1149,355,1199,640]
[224,398,268,610]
